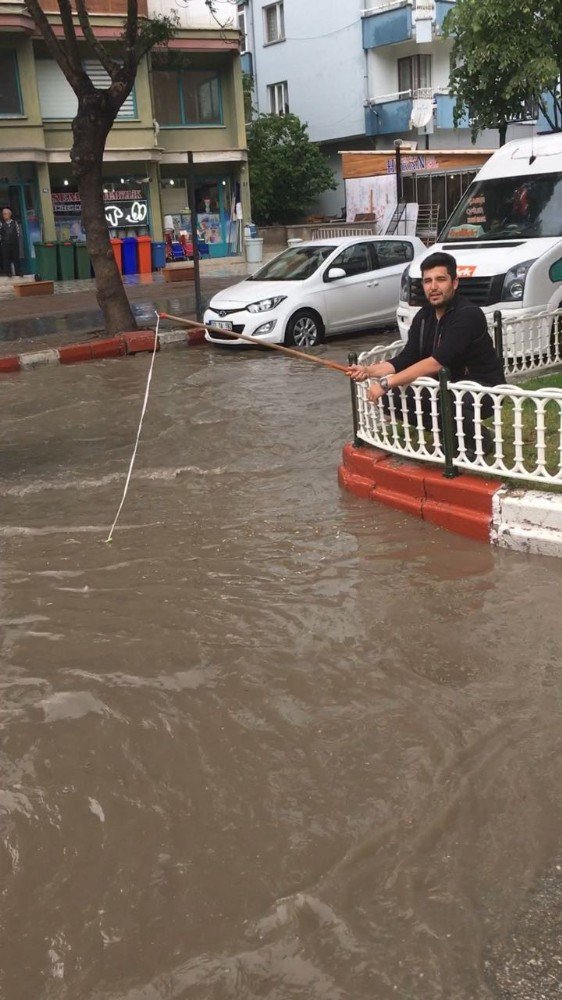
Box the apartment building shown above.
[239,0,540,221]
[0,0,249,271]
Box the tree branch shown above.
[74,0,119,78]
[23,0,83,88]
[56,0,81,73]
[123,0,138,76]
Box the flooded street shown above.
[1,339,561,1000]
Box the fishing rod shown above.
[158,312,349,375]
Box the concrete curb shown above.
[0,325,205,375]
[339,443,562,559]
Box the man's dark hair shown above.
[421,251,457,280]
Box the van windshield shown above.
[441,172,562,242]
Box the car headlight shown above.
[253,320,277,335]
[400,265,411,302]
[247,296,286,313]
[501,259,535,302]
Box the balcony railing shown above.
[363,0,435,13]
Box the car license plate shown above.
[212,320,233,330]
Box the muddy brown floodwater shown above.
[0,337,561,1000]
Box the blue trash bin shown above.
[122,236,139,276]
[151,241,166,270]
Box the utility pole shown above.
[187,150,203,322]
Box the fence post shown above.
[493,310,504,361]
[348,352,363,448]
[438,367,459,479]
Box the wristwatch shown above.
[378,376,392,393]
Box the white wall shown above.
[147,0,237,30]
[249,0,366,143]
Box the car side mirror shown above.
[325,267,347,282]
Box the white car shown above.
[204,235,426,347]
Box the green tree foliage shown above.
[247,113,336,224]
[444,0,562,142]
[242,72,255,123]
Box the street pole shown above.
[394,139,403,204]
[187,151,203,322]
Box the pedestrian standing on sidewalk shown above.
[0,207,22,278]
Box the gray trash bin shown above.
[245,237,264,264]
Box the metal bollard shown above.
[438,367,459,479]
[348,352,363,448]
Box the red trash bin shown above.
[110,237,123,274]
[136,235,153,274]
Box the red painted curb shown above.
[339,443,499,544]
[187,327,206,345]
[423,466,498,514]
[89,336,127,359]
[374,486,424,518]
[422,499,492,543]
[0,356,21,372]
[123,331,158,355]
[59,343,93,365]
[338,464,374,500]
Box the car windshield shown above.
[247,245,337,281]
[441,172,562,242]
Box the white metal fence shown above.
[354,333,562,486]
[310,224,379,239]
[488,308,562,377]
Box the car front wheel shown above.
[284,310,324,348]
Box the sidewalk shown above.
[0,248,284,357]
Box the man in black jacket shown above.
[0,207,22,277]
[348,251,505,456]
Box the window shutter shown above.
[36,60,136,120]
[83,60,136,118]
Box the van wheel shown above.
[284,310,324,348]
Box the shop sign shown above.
[51,189,148,228]
[104,199,148,228]
[386,155,439,174]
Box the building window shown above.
[153,70,222,126]
[510,98,539,122]
[36,60,136,120]
[398,55,432,95]
[0,50,23,116]
[268,81,289,115]
[264,2,285,44]
[237,3,247,53]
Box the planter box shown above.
[13,280,54,297]
[163,264,195,283]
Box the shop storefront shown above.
[159,173,239,258]
[342,150,494,235]
[0,164,42,274]
[51,183,152,241]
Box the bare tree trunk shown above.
[72,98,137,335]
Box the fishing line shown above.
[105,313,160,544]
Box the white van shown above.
[397,133,562,342]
